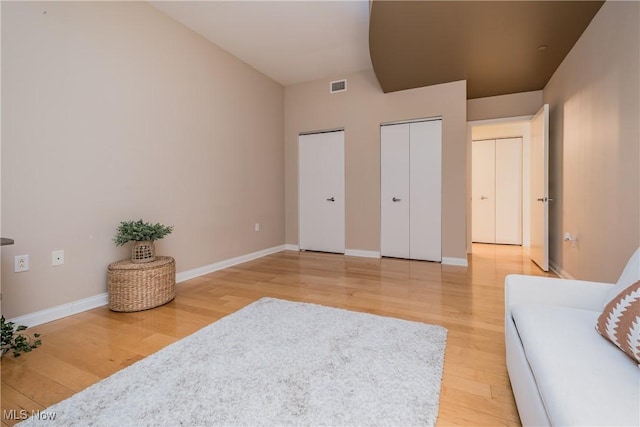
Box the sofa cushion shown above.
[606,247,640,306]
[512,304,640,426]
[596,280,640,363]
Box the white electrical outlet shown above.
[14,255,29,272]
[255,223,260,232]
[52,250,64,266]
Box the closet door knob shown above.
[326,197,335,202]
[392,197,401,202]
[480,196,488,200]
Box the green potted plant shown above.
[114,219,174,263]
[1,316,41,357]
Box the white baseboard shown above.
[549,260,575,279]
[11,244,288,328]
[176,245,286,283]
[284,244,299,251]
[10,245,470,328]
[442,257,469,267]
[345,249,381,259]
[9,293,109,328]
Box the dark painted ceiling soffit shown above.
[369,1,604,99]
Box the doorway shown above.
[298,129,345,254]
[468,119,532,248]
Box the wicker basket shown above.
[108,256,175,312]
[131,240,155,263]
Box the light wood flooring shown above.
[1,244,553,426]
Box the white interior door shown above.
[381,124,410,258]
[298,131,345,253]
[409,120,442,261]
[495,138,522,244]
[530,104,550,271]
[472,140,496,243]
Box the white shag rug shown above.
[20,298,447,426]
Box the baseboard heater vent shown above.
[330,79,347,93]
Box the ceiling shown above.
[151,1,604,99]
[370,1,604,98]
[149,1,372,87]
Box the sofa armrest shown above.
[505,274,612,315]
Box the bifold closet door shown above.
[381,120,442,262]
[472,138,522,244]
[298,131,345,254]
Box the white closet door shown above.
[381,124,410,258]
[320,131,345,253]
[409,120,442,261]
[472,140,496,243]
[495,138,522,244]
[298,131,345,253]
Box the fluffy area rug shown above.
[20,298,448,426]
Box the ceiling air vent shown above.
[330,79,347,93]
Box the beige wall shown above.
[467,91,542,122]
[543,1,639,282]
[1,2,284,318]
[285,71,467,260]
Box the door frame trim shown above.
[299,127,344,136]
[381,116,442,127]
[466,115,534,253]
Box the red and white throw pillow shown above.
[596,280,640,364]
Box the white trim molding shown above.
[10,245,470,328]
[442,257,469,267]
[176,245,286,283]
[12,245,288,328]
[9,293,109,328]
[345,249,381,259]
[467,115,534,127]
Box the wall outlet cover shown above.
[52,250,64,266]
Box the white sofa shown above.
[505,249,640,426]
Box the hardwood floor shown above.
[1,244,553,426]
